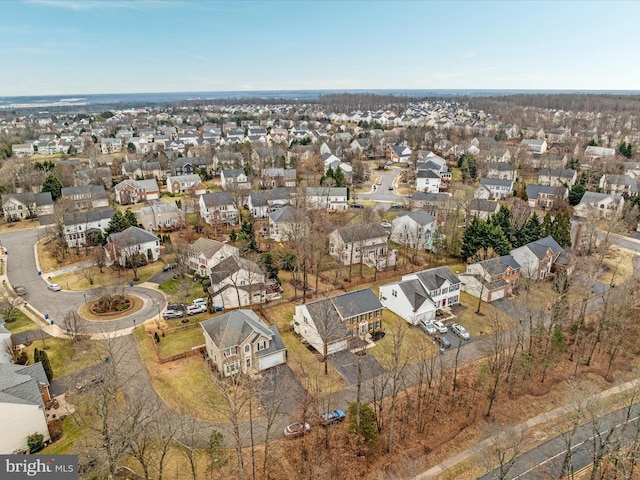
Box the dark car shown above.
[321,409,346,426]
[389,204,404,210]
[349,203,365,209]
[163,263,178,272]
[435,335,451,349]
[168,303,187,311]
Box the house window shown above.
[392,289,397,297]
[257,340,267,351]
[244,345,250,353]
[224,347,235,357]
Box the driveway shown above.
[358,166,403,204]
[328,349,386,385]
[1,227,166,333]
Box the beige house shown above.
[188,237,239,277]
[201,310,286,377]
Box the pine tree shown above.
[333,166,345,187]
[33,347,40,364]
[41,174,63,200]
[516,213,542,247]
[487,224,512,256]
[568,183,587,206]
[39,350,53,381]
[542,211,553,237]
[551,210,572,247]
[124,209,139,228]
[489,205,512,242]
[461,216,486,260]
[105,210,129,236]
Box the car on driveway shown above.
[321,409,346,426]
[187,304,207,315]
[380,222,392,229]
[163,263,178,272]
[451,323,470,340]
[435,335,451,349]
[433,321,448,334]
[350,203,365,209]
[14,285,26,296]
[47,283,61,292]
[192,298,207,306]
[163,309,184,319]
[284,422,310,437]
[421,321,437,335]
[390,204,404,210]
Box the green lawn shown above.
[22,338,104,378]
[262,302,294,331]
[42,416,84,455]
[157,326,205,357]
[3,310,39,334]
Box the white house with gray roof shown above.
[105,226,160,266]
[293,288,383,354]
[199,191,238,226]
[138,202,183,231]
[475,178,514,200]
[1,192,54,222]
[0,362,51,454]
[329,223,396,269]
[208,256,266,308]
[114,179,160,205]
[305,186,348,211]
[378,266,461,325]
[391,210,437,250]
[221,168,250,190]
[268,206,307,242]
[188,237,239,278]
[574,192,624,219]
[63,208,115,247]
[167,174,204,194]
[201,310,286,376]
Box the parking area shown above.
[417,321,474,351]
[328,349,386,385]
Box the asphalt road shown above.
[1,227,166,333]
[480,403,640,479]
[359,166,403,203]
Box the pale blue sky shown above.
[1,0,637,96]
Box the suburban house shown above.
[199,191,238,226]
[416,169,442,193]
[293,288,383,354]
[221,168,250,190]
[584,145,615,160]
[526,184,568,210]
[468,198,500,221]
[510,235,574,280]
[122,161,164,180]
[268,206,308,242]
[61,185,109,211]
[188,237,239,278]
[460,255,521,302]
[487,162,517,181]
[390,210,437,250]
[101,137,122,154]
[105,226,160,266]
[63,208,115,248]
[329,223,396,269]
[114,179,160,205]
[486,147,512,163]
[538,168,577,188]
[137,202,183,231]
[305,187,348,212]
[0,362,51,454]
[475,178,514,200]
[531,153,568,169]
[171,156,208,176]
[378,266,461,325]
[260,168,297,188]
[412,192,450,224]
[208,256,266,308]
[599,174,640,197]
[166,174,204,194]
[201,310,286,377]
[11,143,34,158]
[1,192,54,222]
[247,188,291,219]
[520,139,547,154]
[574,192,625,219]
[386,145,412,163]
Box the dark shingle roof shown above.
[201,191,235,208]
[397,279,431,310]
[108,226,159,245]
[201,310,275,349]
[63,208,115,225]
[413,266,461,291]
[0,363,48,407]
[330,288,382,318]
[337,223,388,243]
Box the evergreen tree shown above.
[461,217,486,260]
[38,350,53,381]
[105,210,130,236]
[568,183,587,206]
[487,224,512,256]
[124,209,138,228]
[41,174,63,200]
[617,141,633,158]
[458,153,477,181]
[488,205,512,242]
[33,347,40,364]
[587,139,598,147]
[542,211,553,237]
[516,213,542,247]
[333,166,345,187]
[551,210,572,247]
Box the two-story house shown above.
[574,192,625,219]
[305,187,348,212]
[520,139,547,155]
[138,202,183,232]
[460,255,521,302]
[247,188,291,219]
[526,184,568,210]
[475,178,514,200]
[100,137,122,154]
[412,191,451,224]
[268,206,308,242]
[510,235,574,280]
[201,310,286,377]
[1,192,53,222]
[199,191,238,226]
[122,161,164,180]
[416,169,442,193]
[538,168,577,188]
[293,288,383,354]
[329,223,396,269]
[260,168,297,188]
[390,210,437,250]
[105,226,160,266]
[386,144,412,163]
[468,198,500,221]
[487,162,517,181]
[208,256,266,308]
[114,179,160,205]
[378,266,461,325]
[220,168,250,191]
[188,237,239,278]
[599,174,640,197]
[171,156,208,176]
[63,208,115,247]
[61,185,109,211]
[166,174,204,194]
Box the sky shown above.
[1,0,639,96]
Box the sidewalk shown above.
[415,378,640,479]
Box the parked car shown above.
[451,323,470,340]
[168,303,187,311]
[192,298,207,306]
[388,185,394,190]
[14,285,26,296]
[214,305,224,312]
[284,422,310,437]
[163,263,178,272]
[380,222,392,229]
[163,309,184,319]
[433,321,448,334]
[389,204,404,210]
[435,335,451,349]
[321,409,346,426]
[47,283,61,292]
[349,203,364,209]
[421,321,437,335]
[186,304,207,316]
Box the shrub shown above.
[27,433,44,453]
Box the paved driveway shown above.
[359,167,403,203]
[328,349,386,385]
[1,227,166,333]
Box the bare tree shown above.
[484,425,527,480]
[61,310,87,344]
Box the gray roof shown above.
[173,156,206,168]
[62,185,107,199]
[479,255,521,276]
[115,179,159,193]
[108,226,159,245]
[201,191,235,208]
[413,266,461,291]
[417,170,441,179]
[579,191,623,205]
[397,279,431,311]
[249,192,268,207]
[336,223,388,243]
[488,162,516,172]
[306,187,348,197]
[539,168,575,179]
[269,205,303,224]
[305,299,350,342]
[469,198,500,213]
[479,178,514,188]
[139,202,179,216]
[2,192,53,207]
[0,362,48,407]
[209,256,263,284]
[413,192,450,203]
[63,207,115,226]
[330,288,382,318]
[519,235,563,261]
[200,309,276,349]
[526,184,567,199]
[405,210,435,226]
[189,237,229,259]
[222,168,245,179]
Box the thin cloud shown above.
[25,0,176,12]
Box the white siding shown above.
[258,351,286,371]
[0,402,50,454]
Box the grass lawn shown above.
[601,247,634,285]
[367,309,437,366]
[157,326,205,357]
[456,291,517,337]
[262,302,294,331]
[51,262,165,290]
[42,415,84,455]
[451,167,462,181]
[281,331,345,395]
[0,218,40,234]
[134,327,257,422]
[22,338,104,378]
[4,310,39,334]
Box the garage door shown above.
[489,289,504,302]
[258,351,286,371]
